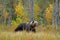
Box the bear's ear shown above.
[30,20,34,25]
[32,21,34,23]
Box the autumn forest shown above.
[0,0,60,40]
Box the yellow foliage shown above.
[22,17,28,22]
[0,3,3,7]
[22,14,28,22]
[3,9,9,19]
[13,2,28,25]
[34,4,40,13]
[16,17,22,23]
[14,3,23,17]
[34,4,39,20]
[45,4,53,23]
[11,20,18,27]
[34,14,38,20]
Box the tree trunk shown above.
[52,0,59,29]
[0,0,5,24]
[8,0,13,26]
[3,0,6,24]
[41,0,47,26]
[28,0,34,22]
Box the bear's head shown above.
[30,21,38,27]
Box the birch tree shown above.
[28,0,34,22]
[3,0,6,24]
[0,0,6,24]
[0,0,3,24]
[52,0,59,29]
[38,0,49,26]
[7,0,13,26]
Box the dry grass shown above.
[0,31,57,40]
[0,25,60,40]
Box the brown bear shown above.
[14,21,38,32]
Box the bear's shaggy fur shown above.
[15,22,28,31]
[14,21,38,32]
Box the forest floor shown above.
[0,31,60,40]
[0,25,60,40]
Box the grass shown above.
[0,25,60,40]
[0,31,56,40]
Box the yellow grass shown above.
[0,25,60,40]
[0,31,57,40]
